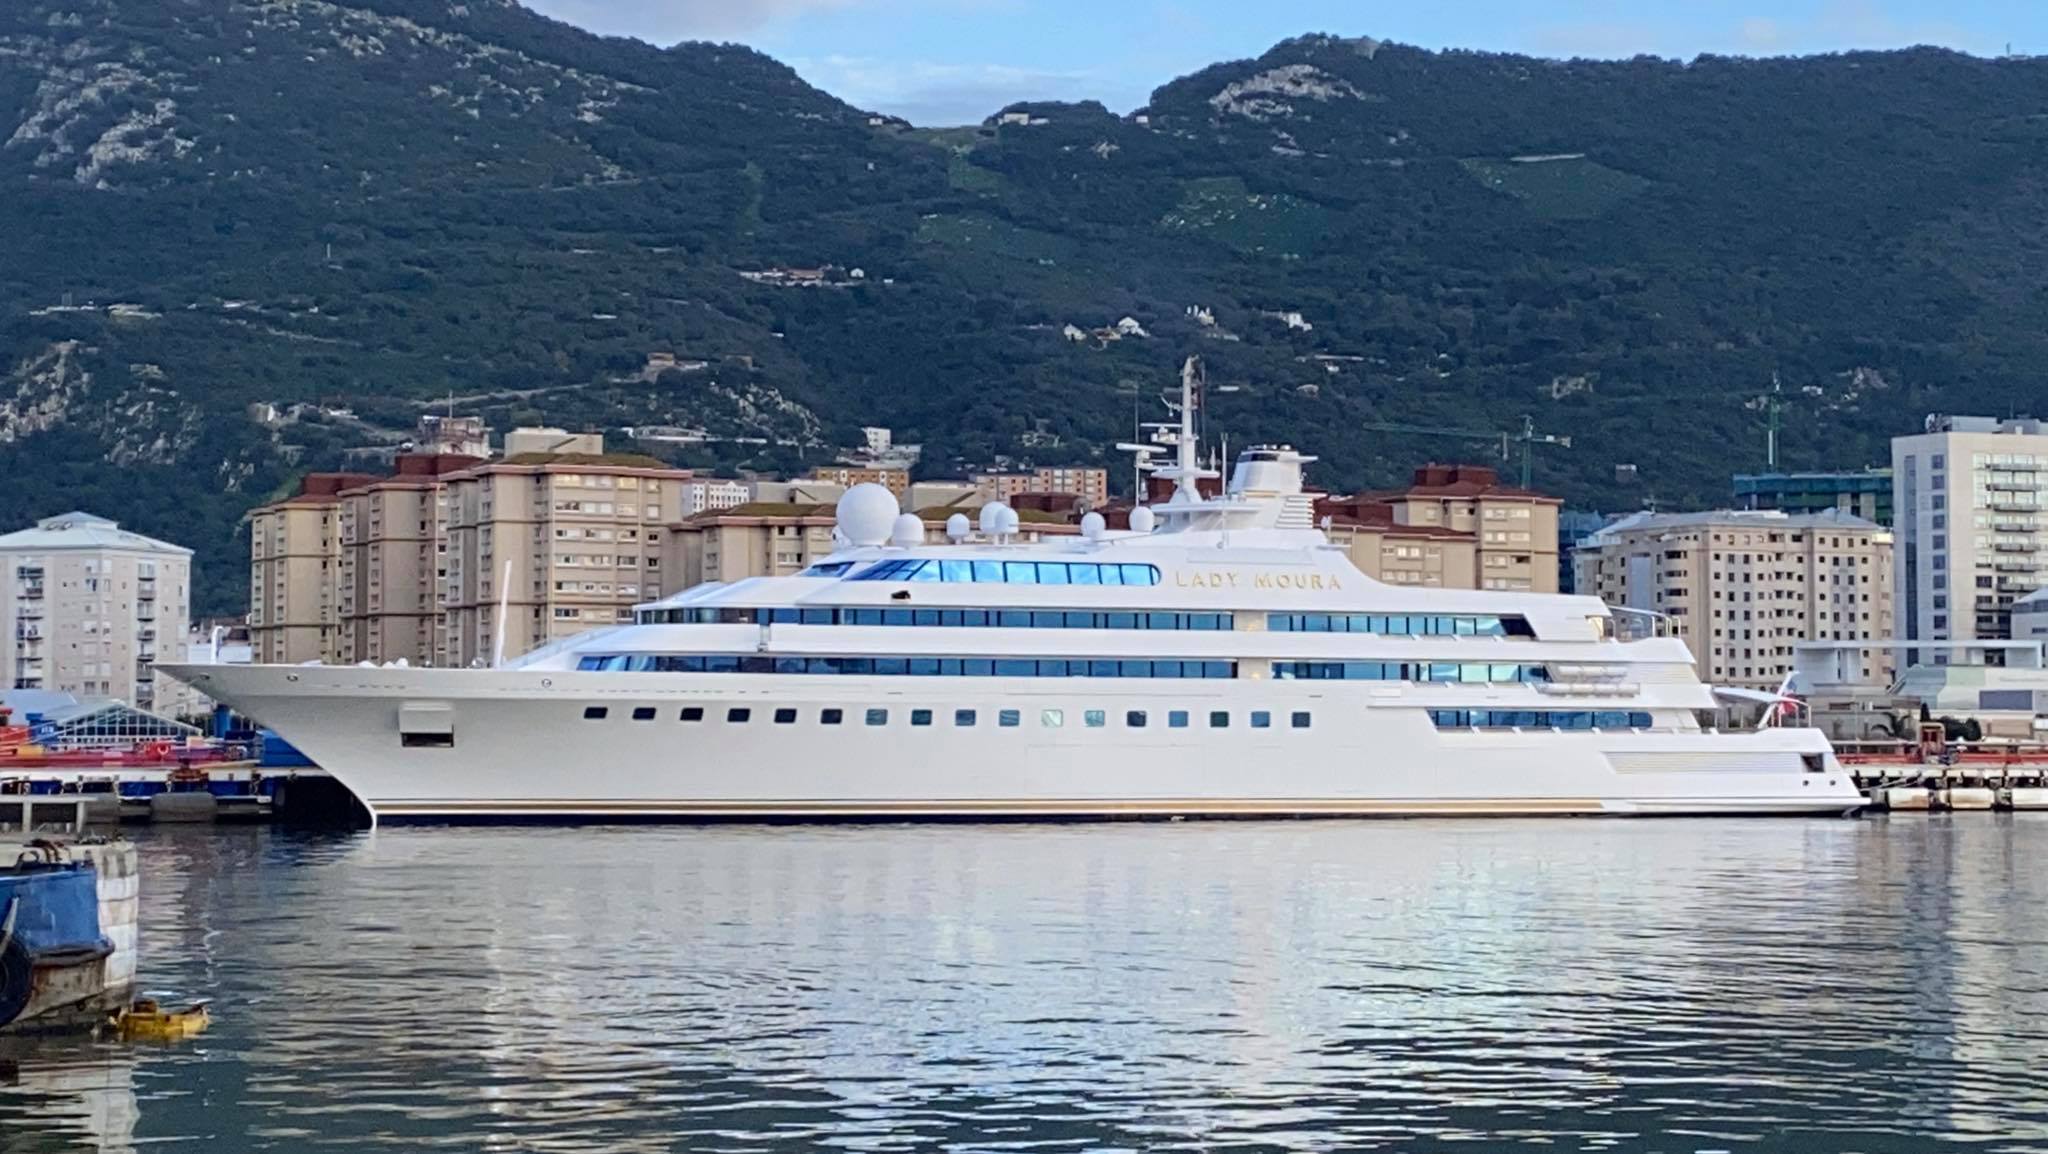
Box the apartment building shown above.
[1343,465,1562,593]
[1573,508,1894,689]
[248,473,378,664]
[805,464,909,495]
[1893,416,2048,659]
[1315,499,1482,588]
[1735,469,1893,527]
[335,454,481,665]
[0,513,192,712]
[440,451,689,667]
[251,434,696,669]
[973,467,1112,509]
[679,478,751,515]
[662,504,842,588]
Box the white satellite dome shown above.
[836,483,899,547]
[1080,511,1106,540]
[997,506,1021,535]
[890,513,925,547]
[945,513,971,541]
[1129,506,1156,533]
[978,501,1013,535]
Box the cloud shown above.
[790,55,1115,125]
[523,0,854,43]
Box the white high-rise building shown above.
[0,513,193,712]
[1892,415,2048,663]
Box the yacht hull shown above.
[165,664,1866,823]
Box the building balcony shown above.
[16,584,43,600]
[136,580,157,600]
[1995,540,2040,553]
[1995,560,2041,572]
[1989,499,2041,513]
[1993,520,2038,533]
[1987,478,2041,491]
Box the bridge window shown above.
[850,560,1161,586]
[1431,710,1652,729]
[1274,661,1547,683]
[574,655,1238,679]
[1267,613,1532,638]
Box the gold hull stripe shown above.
[370,796,1611,816]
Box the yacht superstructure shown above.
[165,366,1863,823]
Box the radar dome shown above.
[1129,506,1156,534]
[945,513,971,541]
[997,506,1021,535]
[978,501,1013,535]
[890,513,925,547]
[1080,511,1106,540]
[836,483,898,547]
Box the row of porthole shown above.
[581,705,1314,730]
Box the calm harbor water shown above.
[4,817,2048,1152]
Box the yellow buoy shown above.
[111,998,210,1041]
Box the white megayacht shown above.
[165,367,1862,823]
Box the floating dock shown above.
[1,768,362,828]
[1845,743,2048,812]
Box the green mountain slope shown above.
[4,8,2044,611]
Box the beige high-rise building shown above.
[662,504,843,589]
[336,455,480,665]
[973,467,1112,509]
[249,472,379,665]
[1573,508,1895,690]
[440,453,690,667]
[0,512,192,712]
[1357,465,1561,593]
[250,437,695,669]
[806,464,910,495]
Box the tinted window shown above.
[774,708,797,724]
[631,707,656,721]
[1291,711,1312,729]
[583,706,608,720]
[1041,709,1064,728]
[1209,711,1229,728]
[1126,710,1147,728]
[866,708,888,726]
[955,709,976,727]
[820,708,842,725]
[999,709,1021,727]
[1084,710,1106,728]
[1169,710,1189,728]
[679,706,703,722]
[911,709,933,727]
[726,708,751,723]
[1251,711,1272,729]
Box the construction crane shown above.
[1358,415,1571,488]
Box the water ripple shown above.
[4,816,2048,1150]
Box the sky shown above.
[520,0,2042,125]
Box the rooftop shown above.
[0,512,192,556]
[1586,507,1887,543]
